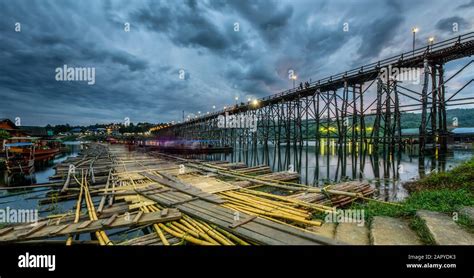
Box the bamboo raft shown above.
[0,143,375,245]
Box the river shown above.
[194,141,474,201]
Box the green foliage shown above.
[405,157,474,192]
[351,157,474,221]
[0,130,10,140]
[301,108,474,138]
[119,122,156,134]
[410,216,435,245]
[405,188,474,212]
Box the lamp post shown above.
[412,27,418,56]
[252,99,259,107]
[291,74,297,89]
[428,36,434,51]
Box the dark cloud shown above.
[133,1,234,52]
[435,16,470,32]
[210,0,294,45]
[0,0,472,125]
[457,0,474,9]
[356,14,404,60]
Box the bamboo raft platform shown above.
[0,143,375,245]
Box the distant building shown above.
[0,119,28,137]
[106,124,121,135]
[401,127,474,143]
[401,128,419,137]
[451,127,474,143]
[18,126,54,138]
[0,119,28,151]
[70,128,83,135]
[87,127,107,135]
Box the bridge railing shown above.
[177,32,474,126]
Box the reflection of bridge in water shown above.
[156,32,474,196]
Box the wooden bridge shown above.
[156,32,474,156]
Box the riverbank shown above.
[351,157,474,243]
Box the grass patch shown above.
[410,216,435,245]
[404,157,474,193]
[352,188,473,222]
[457,214,474,233]
[351,157,474,223]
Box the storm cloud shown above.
[0,0,473,125]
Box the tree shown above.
[0,130,10,140]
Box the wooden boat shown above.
[4,142,35,174]
[34,140,61,161]
[35,147,60,161]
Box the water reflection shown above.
[190,140,473,201]
[1,144,81,186]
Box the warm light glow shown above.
[429,36,435,43]
[252,99,259,106]
[412,27,418,33]
[291,75,298,80]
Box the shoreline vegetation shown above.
[350,157,474,241]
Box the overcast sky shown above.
[0,0,473,126]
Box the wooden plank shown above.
[230,215,258,229]
[48,224,69,236]
[102,214,118,227]
[78,220,93,230]
[183,199,336,245]
[160,190,333,244]
[0,210,182,242]
[135,188,284,244]
[160,208,168,217]
[17,222,48,239]
[177,202,284,245]
[132,211,144,224]
[141,172,225,204]
[0,227,14,236]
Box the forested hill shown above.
[399,108,474,129]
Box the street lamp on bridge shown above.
[252,99,259,107]
[429,36,435,50]
[291,74,297,89]
[412,27,419,56]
